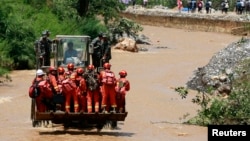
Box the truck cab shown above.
[52,35,92,70]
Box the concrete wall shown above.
[121,13,250,34]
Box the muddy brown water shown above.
[0,25,241,141]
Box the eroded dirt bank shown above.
[121,12,250,34]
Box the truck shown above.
[31,35,128,131]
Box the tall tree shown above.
[77,0,89,17]
[0,3,12,40]
[87,0,125,25]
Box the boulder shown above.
[113,37,139,52]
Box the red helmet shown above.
[67,63,74,71]
[87,64,95,71]
[57,66,65,74]
[49,66,56,72]
[119,70,127,77]
[103,63,111,69]
[49,66,57,75]
[76,68,84,75]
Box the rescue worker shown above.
[75,68,87,113]
[29,69,47,112]
[83,64,101,113]
[57,66,66,111]
[90,33,111,69]
[35,30,52,67]
[115,70,130,113]
[57,66,66,84]
[29,69,53,127]
[99,63,117,113]
[62,71,79,113]
[65,63,75,78]
[46,66,62,111]
[47,66,60,94]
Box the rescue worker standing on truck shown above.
[90,33,112,69]
[57,66,66,85]
[115,70,130,113]
[29,69,47,112]
[60,64,79,113]
[46,66,62,111]
[75,68,87,113]
[47,66,64,111]
[47,66,60,94]
[35,30,52,67]
[99,63,117,113]
[57,66,66,111]
[62,71,80,113]
[65,63,75,78]
[83,64,101,113]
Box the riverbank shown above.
[122,6,250,35]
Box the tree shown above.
[0,3,12,40]
[0,14,36,69]
[87,0,125,25]
[76,0,89,17]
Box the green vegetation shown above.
[0,0,143,73]
[175,57,250,125]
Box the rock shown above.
[136,34,151,45]
[186,38,250,93]
[113,37,139,52]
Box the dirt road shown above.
[0,25,241,141]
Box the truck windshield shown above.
[55,35,90,67]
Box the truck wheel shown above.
[96,124,104,132]
[32,120,39,127]
[111,121,117,129]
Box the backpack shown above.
[29,79,43,98]
[102,70,116,85]
[85,73,99,91]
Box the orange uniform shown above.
[46,66,63,111]
[65,63,75,78]
[62,72,79,113]
[29,69,52,112]
[31,76,46,112]
[84,65,101,113]
[99,63,117,113]
[47,66,60,93]
[57,66,66,111]
[60,64,80,112]
[115,70,130,113]
[57,67,66,87]
[47,73,60,93]
[75,68,87,112]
